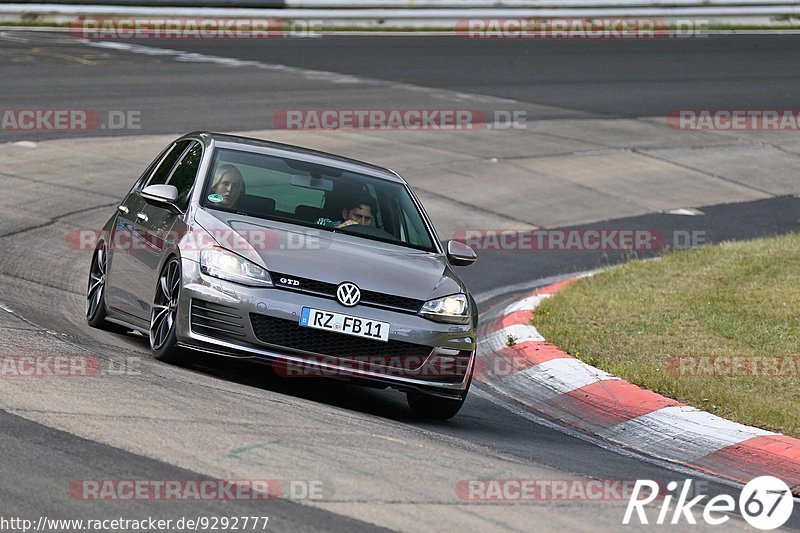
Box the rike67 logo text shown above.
[624,477,793,530]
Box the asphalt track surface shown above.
[120,34,800,118]
[2,31,800,530]
[2,33,800,140]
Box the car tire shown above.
[86,242,127,333]
[407,390,467,420]
[149,256,188,364]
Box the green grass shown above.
[533,233,800,436]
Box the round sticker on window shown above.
[207,193,223,203]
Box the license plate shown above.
[299,307,390,342]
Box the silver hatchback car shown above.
[86,132,478,419]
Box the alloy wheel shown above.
[86,244,107,320]
[150,258,181,351]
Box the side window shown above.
[130,144,172,194]
[146,140,191,187]
[168,142,203,210]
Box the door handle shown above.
[118,205,129,214]
[136,212,148,222]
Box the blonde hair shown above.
[211,164,245,202]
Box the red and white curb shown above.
[476,275,800,494]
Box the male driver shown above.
[316,195,375,228]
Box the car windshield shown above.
[201,147,437,252]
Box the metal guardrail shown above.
[284,0,799,5]
[0,0,285,5]
[0,0,797,22]
[2,0,798,7]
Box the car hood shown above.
[194,208,463,301]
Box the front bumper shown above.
[174,258,476,398]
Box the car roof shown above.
[182,131,405,184]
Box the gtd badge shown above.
[279,277,300,286]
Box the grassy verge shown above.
[533,233,800,437]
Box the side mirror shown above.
[141,184,180,211]
[446,240,477,267]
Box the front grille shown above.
[250,313,432,359]
[271,272,424,313]
[191,299,247,341]
[360,289,423,312]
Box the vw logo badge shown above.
[336,282,361,307]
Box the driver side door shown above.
[106,140,191,323]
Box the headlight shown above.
[200,247,273,287]
[420,293,470,324]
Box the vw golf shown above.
[86,132,478,419]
